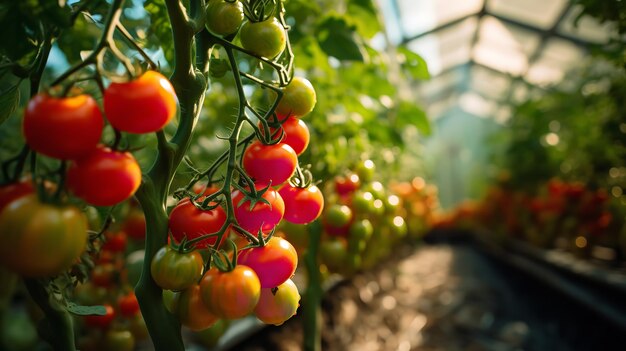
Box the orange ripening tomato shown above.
[254,279,300,325]
[23,93,103,160]
[200,265,260,319]
[67,145,142,207]
[104,71,178,134]
[167,284,218,331]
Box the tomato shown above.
[318,238,347,272]
[362,181,385,199]
[324,204,352,228]
[206,0,244,36]
[102,231,128,253]
[200,265,261,319]
[279,184,324,224]
[0,180,34,214]
[122,207,146,240]
[354,159,375,182]
[243,141,297,186]
[232,184,284,235]
[275,77,317,119]
[168,198,227,249]
[0,195,87,277]
[254,278,300,325]
[278,222,308,253]
[388,216,408,238]
[167,284,218,331]
[193,319,230,348]
[261,117,310,155]
[150,245,204,291]
[384,194,401,215]
[67,145,142,207]
[238,236,297,288]
[335,174,360,196]
[349,219,373,242]
[240,17,286,59]
[91,262,117,287]
[104,71,177,134]
[84,304,115,329]
[193,183,221,196]
[128,313,149,341]
[73,282,107,306]
[23,93,103,160]
[103,329,135,351]
[118,292,140,317]
[350,191,375,213]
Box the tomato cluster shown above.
[281,160,411,276]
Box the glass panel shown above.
[459,91,498,117]
[470,65,512,100]
[487,0,568,29]
[472,16,542,75]
[417,67,466,101]
[407,17,478,75]
[426,94,459,120]
[525,38,585,86]
[397,0,483,38]
[558,5,615,44]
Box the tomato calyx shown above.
[232,181,273,209]
[241,0,277,22]
[287,164,314,189]
[209,240,238,273]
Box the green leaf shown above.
[347,0,380,39]
[315,15,365,62]
[396,101,431,135]
[0,84,20,126]
[145,0,174,66]
[397,46,430,80]
[66,303,106,316]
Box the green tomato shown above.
[279,221,309,253]
[318,239,347,272]
[104,329,135,351]
[150,245,204,291]
[349,219,373,242]
[274,77,317,118]
[324,204,352,228]
[362,181,385,199]
[351,191,375,214]
[240,17,286,59]
[1,310,37,351]
[194,319,230,348]
[354,159,376,182]
[206,0,244,36]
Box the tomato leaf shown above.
[315,15,366,62]
[66,303,107,316]
[397,46,430,80]
[396,101,431,136]
[0,84,20,126]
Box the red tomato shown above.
[232,184,285,235]
[254,279,300,325]
[84,304,115,329]
[200,265,260,319]
[122,208,146,240]
[260,117,310,155]
[193,183,221,196]
[238,236,297,288]
[168,198,227,249]
[104,71,178,134]
[102,231,128,253]
[335,174,360,196]
[67,145,142,207]
[91,263,117,287]
[279,184,324,224]
[23,93,103,159]
[0,180,34,214]
[243,141,297,186]
[118,292,140,317]
[323,204,353,237]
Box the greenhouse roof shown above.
[380,0,616,122]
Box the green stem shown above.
[303,220,323,351]
[24,279,77,351]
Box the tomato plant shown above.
[150,245,204,291]
[206,0,244,36]
[238,236,298,288]
[254,278,300,325]
[243,141,298,186]
[23,93,103,160]
[67,145,142,207]
[239,17,286,59]
[104,71,178,134]
[168,198,227,248]
[0,195,87,277]
[279,183,324,224]
[200,265,261,319]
